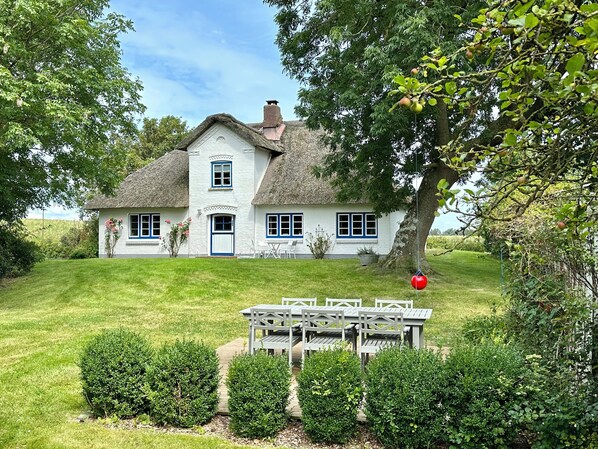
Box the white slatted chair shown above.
[282,240,298,258]
[324,298,361,347]
[374,299,413,345]
[358,309,405,368]
[249,307,301,365]
[325,298,362,308]
[282,297,317,307]
[301,308,354,364]
[281,297,317,334]
[375,299,414,309]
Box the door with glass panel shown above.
[210,214,235,256]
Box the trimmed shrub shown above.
[444,343,529,449]
[80,329,153,418]
[297,348,362,443]
[146,340,219,427]
[365,347,445,449]
[226,352,291,438]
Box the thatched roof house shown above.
[86,101,400,259]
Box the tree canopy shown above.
[266,0,490,270]
[0,0,144,222]
[119,116,190,177]
[394,0,598,231]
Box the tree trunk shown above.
[382,101,456,272]
[381,162,460,272]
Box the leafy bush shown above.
[297,348,362,443]
[365,347,445,449]
[146,340,219,427]
[444,343,529,449]
[226,352,291,438]
[80,329,153,418]
[461,312,509,344]
[0,222,40,279]
[305,225,334,259]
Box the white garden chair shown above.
[325,298,362,308]
[282,240,298,258]
[249,307,301,365]
[375,299,414,309]
[301,308,355,364]
[358,309,405,368]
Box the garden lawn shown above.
[0,252,502,449]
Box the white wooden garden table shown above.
[240,304,433,350]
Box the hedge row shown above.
[81,332,596,448]
[80,329,219,427]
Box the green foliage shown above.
[356,246,376,255]
[508,356,598,449]
[426,235,485,252]
[161,218,192,258]
[0,221,40,279]
[297,348,362,443]
[146,340,219,427]
[396,0,598,225]
[23,217,98,259]
[226,352,291,438]
[444,343,529,449]
[118,116,190,177]
[266,0,488,269]
[80,329,153,418]
[0,0,144,222]
[461,311,509,344]
[365,347,445,449]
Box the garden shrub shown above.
[0,222,40,278]
[444,343,529,449]
[297,347,362,443]
[146,340,219,427]
[365,347,445,449]
[461,312,509,344]
[226,352,291,438]
[80,328,153,418]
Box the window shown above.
[266,213,303,237]
[336,213,377,238]
[213,215,234,232]
[129,213,160,238]
[211,161,232,188]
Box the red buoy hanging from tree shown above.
[411,269,428,290]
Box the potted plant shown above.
[357,246,379,266]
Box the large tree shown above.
[266,0,491,271]
[0,0,144,223]
[119,116,190,177]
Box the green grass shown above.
[0,252,503,448]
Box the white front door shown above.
[210,214,235,256]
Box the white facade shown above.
[98,122,404,258]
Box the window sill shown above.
[126,240,160,246]
[209,187,233,191]
[336,238,378,244]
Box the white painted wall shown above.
[254,205,405,258]
[187,123,267,256]
[98,208,189,258]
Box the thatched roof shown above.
[252,122,365,205]
[85,150,189,209]
[175,113,284,154]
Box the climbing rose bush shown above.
[161,217,191,257]
[104,217,123,258]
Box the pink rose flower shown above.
[165,219,171,224]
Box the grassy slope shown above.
[0,253,502,449]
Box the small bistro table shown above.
[240,304,433,351]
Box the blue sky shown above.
[29,0,460,230]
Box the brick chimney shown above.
[261,100,285,141]
[263,100,282,128]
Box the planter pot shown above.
[359,254,379,266]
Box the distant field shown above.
[427,235,485,252]
[23,218,83,244]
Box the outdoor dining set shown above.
[239,298,433,367]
